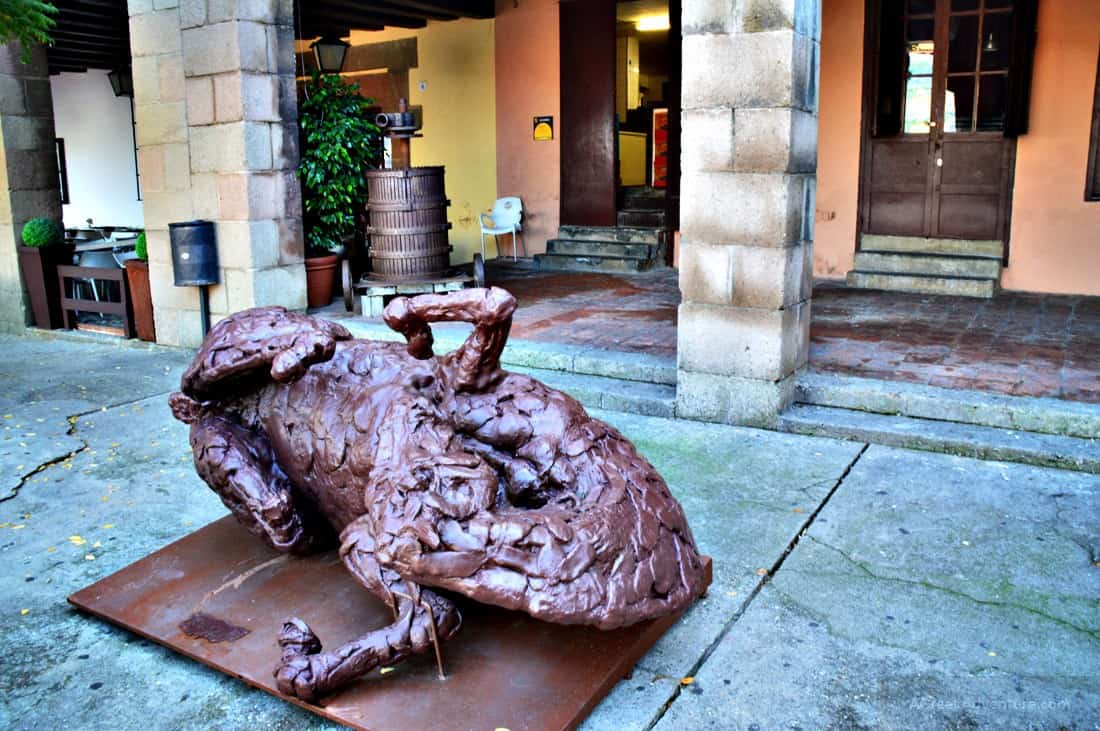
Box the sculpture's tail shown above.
[177,306,352,406]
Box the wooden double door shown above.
[861,0,1037,246]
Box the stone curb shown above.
[797,372,1100,440]
[780,404,1100,474]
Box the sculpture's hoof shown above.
[275,653,320,702]
[279,617,322,657]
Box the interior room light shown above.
[636,15,670,32]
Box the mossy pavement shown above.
[0,333,1096,730]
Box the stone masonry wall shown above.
[676,0,820,426]
[0,43,61,333]
[128,0,304,347]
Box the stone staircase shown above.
[617,186,668,228]
[536,225,668,273]
[779,372,1100,473]
[846,235,1004,298]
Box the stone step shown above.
[853,251,1001,279]
[535,253,659,274]
[617,210,666,228]
[861,234,1004,259]
[513,366,676,418]
[797,372,1100,439]
[621,187,666,208]
[546,239,658,259]
[557,225,662,245]
[336,318,678,385]
[845,271,997,298]
[778,404,1100,474]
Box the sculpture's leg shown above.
[274,519,461,702]
[178,306,351,402]
[383,287,517,392]
[189,415,324,554]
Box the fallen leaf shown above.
[68,535,86,546]
[725,590,738,597]
[987,651,997,657]
[46,546,56,553]
[792,507,805,514]
[92,541,102,548]
[84,554,96,561]
[755,568,768,577]
[680,676,694,686]
[20,608,29,615]
[379,667,394,675]
[102,524,115,530]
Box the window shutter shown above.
[873,0,906,137]
[1004,0,1039,137]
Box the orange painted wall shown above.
[814,0,1100,295]
[1002,0,1100,295]
[494,0,560,256]
[814,0,865,280]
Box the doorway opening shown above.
[614,0,679,234]
[849,0,1037,297]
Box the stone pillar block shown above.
[130,0,305,347]
[681,108,735,173]
[676,370,799,428]
[683,30,816,112]
[0,41,61,331]
[677,0,821,426]
[677,301,809,381]
[733,107,816,173]
[679,240,811,309]
[681,171,811,246]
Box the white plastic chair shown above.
[480,197,523,261]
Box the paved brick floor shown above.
[479,269,1100,403]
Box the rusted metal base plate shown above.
[69,517,711,731]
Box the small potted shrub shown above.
[124,231,155,342]
[298,72,381,308]
[17,217,72,329]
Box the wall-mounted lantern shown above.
[311,35,350,74]
[107,66,134,97]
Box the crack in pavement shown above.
[0,390,177,505]
[800,534,1100,643]
[644,442,871,730]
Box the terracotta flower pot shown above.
[124,259,156,342]
[305,253,340,308]
[17,244,74,330]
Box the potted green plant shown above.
[123,231,155,342]
[298,71,381,308]
[17,217,72,329]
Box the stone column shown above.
[0,42,61,332]
[676,0,820,427]
[129,0,304,347]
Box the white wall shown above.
[50,70,144,229]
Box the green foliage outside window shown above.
[298,72,382,256]
[0,0,57,62]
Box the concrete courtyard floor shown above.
[1,332,1097,730]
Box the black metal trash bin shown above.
[169,220,219,286]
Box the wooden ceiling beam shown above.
[322,0,458,22]
[301,6,429,31]
[380,0,494,19]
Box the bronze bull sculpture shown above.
[169,287,706,701]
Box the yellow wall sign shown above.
[533,116,553,141]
